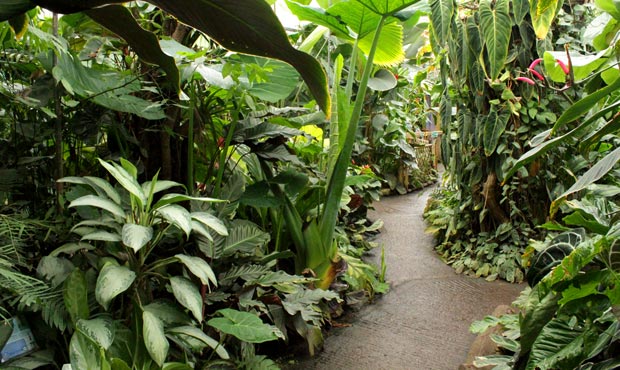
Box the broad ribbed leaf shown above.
[166,326,230,359]
[207,308,284,343]
[551,147,620,216]
[356,0,421,15]
[64,269,90,324]
[358,21,404,66]
[69,195,125,219]
[191,212,228,236]
[175,254,217,286]
[530,0,562,39]
[479,0,511,80]
[95,263,136,310]
[142,311,168,367]
[121,223,153,252]
[429,0,454,47]
[85,5,179,91]
[285,1,352,39]
[217,220,270,257]
[483,107,510,156]
[526,318,588,370]
[0,0,35,21]
[513,0,530,25]
[97,159,146,207]
[170,276,203,321]
[77,317,115,350]
[155,205,192,237]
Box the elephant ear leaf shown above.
[0,0,35,22]
[85,5,180,92]
[149,0,330,116]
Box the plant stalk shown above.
[319,16,386,249]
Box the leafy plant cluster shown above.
[423,0,618,281]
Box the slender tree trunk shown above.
[53,13,64,212]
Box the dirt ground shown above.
[289,186,524,370]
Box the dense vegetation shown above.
[0,0,437,368]
[1,0,619,368]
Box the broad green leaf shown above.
[166,326,229,359]
[191,212,228,236]
[217,220,270,257]
[552,76,620,134]
[207,308,284,343]
[513,0,530,25]
[77,317,115,350]
[526,318,588,370]
[143,300,192,326]
[519,290,560,354]
[95,263,136,310]
[358,21,405,66]
[155,205,192,237]
[97,159,147,208]
[595,0,620,20]
[285,1,353,40]
[141,180,184,197]
[170,276,203,322]
[69,195,125,219]
[69,332,100,370]
[551,147,620,216]
[429,0,454,47]
[121,224,153,252]
[85,5,179,91]
[51,242,96,257]
[0,0,35,22]
[152,193,224,210]
[530,0,563,39]
[356,0,422,15]
[175,254,217,286]
[81,230,122,242]
[543,49,611,83]
[479,0,511,80]
[59,176,122,204]
[483,107,510,156]
[244,57,300,103]
[142,311,168,367]
[64,269,90,324]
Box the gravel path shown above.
[292,186,524,370]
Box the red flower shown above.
[516,77,535,85]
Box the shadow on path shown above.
[292,186,524,370]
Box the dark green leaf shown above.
[483,107,510,156]
[64,269,90,325]
[479,0,511,80]
[207,308,284,343]
[0,0,35,22]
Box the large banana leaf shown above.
[356,0,423,15]
[479,0,511,81]
[3,0,330,115]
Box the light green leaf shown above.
[526,318,587,370]
[358,21,405,66]
[81,230,122,242]
[368,69,398,91]
[141,180,184,197]
[69,195,125,219]
[142,311,168,367]
[155,205,192,237]
[64,269,90,325]
[551,147,620,216]
[77,317,115,350]
[207,308,284,343]
[95,263,136,310]
[191,212,228,236]
[59,176,122,204]
[97,159,147,208]
[479,0,511,80]
[170,276,203,322]
[86,5,179,91]
[530,0,563,39]
[166,326,229,359]
[483,107,510,156]
[143,300,192,326]
[51,242,96,257]
[175,254,217,287]
[69,332,100,370]
[121,223,153,253]
[152,193,224,210]
[356,0,422,15]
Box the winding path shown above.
[294,186,524,369]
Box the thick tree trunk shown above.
[481,172,509,225]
